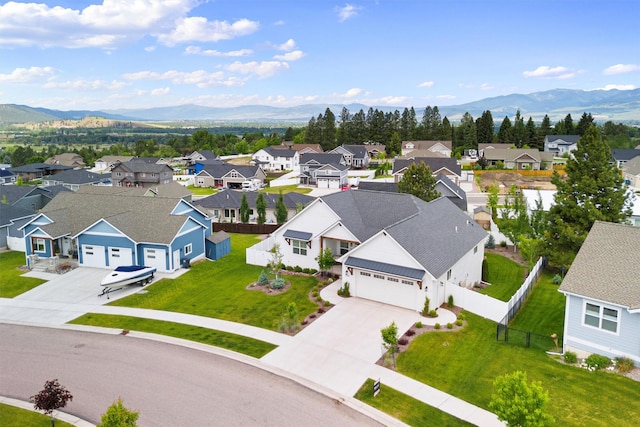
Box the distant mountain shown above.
[1,88,638,125]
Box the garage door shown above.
[317,178,329,189]
[355,270,416,310]
[144,248,166,271]
[81,245,106,268]
[329,179,340,189]
[108,247,133,268]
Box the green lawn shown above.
[354,379,473,426]
[97,234,320,331]
[396,293,640,426]
[186,185,216,196]
[0,403,74,427]
[261,184,312,195]
[69,314,276,358]
[0,251,46,297]
[477,253,525,301]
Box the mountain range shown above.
[1,88,638,125]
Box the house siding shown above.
[564,295,640,365]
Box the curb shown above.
[0,396,95,427]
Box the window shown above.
[387,277,399,282]
[474,246,478,254]
[33,238,45,252]
[584,302,619,333]
[184,244,192,255]
[373,274,385,280]
[447,269,452,280]
[339,241,355,255]
[360,271,371,277]
[292,239,307,256]
[402,279,413,285]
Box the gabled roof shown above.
[195,190,313,210]
[622,156,640,175]
[334,145,369,158]
[9,163,72,173]
[611,148,640,162]
[43,169,110,185]
[0,169,16,178]
[300,153,345,165]
[435,173,467,210]
[44,152,86,167]
[199,163,261,179]
[357,181,399,192]
[262,146,297,158]
[95,155,135,164]
[400,149,446,159]
[0,185,33,205]
[77,181,191,199]
[0,204,36,227]
[545,135,580,144]
[272,143,323,153]
[112,161,173,173]
[479,143,514,151]
[559,221,640,310]
[481,148,543,162]
[402,141,452,150]
[392,157,461,176]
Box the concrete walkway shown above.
[0,271,503,427]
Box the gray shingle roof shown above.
[194,190,314,210]
[392,158,461,175]
[345,256,425,280]
[559,221,640,310]
[43,169,109,185]
[283,229,313,241]
[611,148,640,162]
[300,153,344,165]
[0,204,36,227]
[545,135,580,144]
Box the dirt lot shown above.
[477,171,557,192]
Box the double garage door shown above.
[81,245,133,269]
[317,178,340,189]
[355,270,418,310]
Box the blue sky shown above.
[0,0,638,111]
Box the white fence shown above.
[245,236,274,267]
[7,236,26,252]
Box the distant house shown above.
[42,169,111,191]
[392,157,461,185]
[364,143,386,159]
[44,153,86,168]
[186,150,218,165]
[329,145,370,169]
[0,204,36,250]
[544,135,580,155]
[273,143,323,155]
[0,184,71,211]
[111,161,173,188]
[252,146,300,171]
[399,149,447,159]
[559,221,640,367]
[194,190,314,224]
[622,156,640,190]
[299,153,348,188]
[611,148,640,169]
[21,186,212,271]
[193,163,265,189]
[473,206,492,230]
[9,163,72,181]
[0,168,16,185]
[401,141,452,158]
[481,148,553,170]
[92,155,135,173]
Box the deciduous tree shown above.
[100,398,139,427]
[489,371,553,427]
[31,379,73,427]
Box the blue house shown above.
[21,185,211,272]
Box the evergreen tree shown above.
[498,116,513,144]
[458,112,477,148]
[512,110,525,147]
[321,107,337,150]
[256,193,267,225]
[476,110,494,145]
[337,107,351,145]
[563,113,575,134]
[397,161,440,202]
[386,131,402,156]
[543,125,632,268]
[524,117,537,148]
[439,116,452,141]
[239,193,250,223]
[100,398,139,427]
[275,191,288,224]
[351,109,367,142]
[576,112,594,136]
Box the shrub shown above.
[615,356,635,373]
[563,351,577,364]
[309,269,318,275]
[323,300,331,307]
[302,268,311,274]
[421,297,430,316]
[457,313,466,321]
[309,314,316,319]
[434,323,441,330]
[485,234,496,249]
[270,278,285,289]
[337,281,351,297]
[398,338,408,346]
[415,321,423,329]
[285,265,294,271]
[317,308,325,314]
[552,274,563,285]
[257,270,269,286]
[405,329,416,337]
[584,353,611,370]
[482,258,489,281]
[428,309,438,318]
[294,265,303,273]
[315,295,323,302]
[500,240,507,248]
[312,290,318,298]
[447,322,453,329]
[447,294,454,308]
[455,319,463,326]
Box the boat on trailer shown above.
[99,265,156,298]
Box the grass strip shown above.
[477,253,525,301]
[70,313,276,358]
[0,251,46,298]
[0,403,74,427]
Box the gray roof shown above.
[344,145,369,158]
[194,190,313,210]
[559,221,640,310]
[622,156,640,175]
[435,173,467,211]
[283,229,313,241]
[113,161,172,173]
[545,135,580,144]
[200,163,261,179]
[0,185,33,204]
[357,181,399,192]
[264,147,297,158]
[300,153,345,165]
[0,204,36,227]
[345,256,425,280]
[322,190,486,277]
[611,148,640,162]
[36,188,202,243]
[392,158,461,176]
[9,162,72,173]
[43,169,110,185]
[207,230,230,244]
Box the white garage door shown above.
[329,179,340,189]
[108,247,133,268]
[356,270,416,310]
[317,178,329,189]
[81,245,106,268]
[144,248,166,271]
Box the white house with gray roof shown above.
[558,221,640,366]
[252,146,299,171]
[247,190,487,311]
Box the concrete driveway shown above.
[0,267,183,325]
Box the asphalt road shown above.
[0,324,382,426]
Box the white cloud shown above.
[378,96,408,105]
[185,46,253,57]
[343,88,363,98]
[523,66,576,79]
[145,46,157,52]
[151,87,170,96]
[158,17,259,46]
[603,64,640,75]
[43,79,128,91]
[226,61,290,78]
[0,66,57,83]
[336,4,362,22]
[480,83,494,90]
[122,69,245,88]
[418,81,434,88]
[277,39,296,51]
[436,95,456,100]
[595,84,636,91]
[273,50,305,61]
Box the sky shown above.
[0,0,639,112]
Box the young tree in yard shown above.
[239,193,250,223]
[256,193,267,224]
[487,183,500,220]
[397,161,440,202]
[275,191,288,224]
[100,398,139,427]
[498,185,531,252]
[31,379,73,427]
[543,125,632,269]
[381,321,399,367]
[267,244,284,280]
[489,371,553,427]
[315,247,335,277]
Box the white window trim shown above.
[34,238,46,253]
[582,300,620,335]
[292,239,307,256]
[184,243,193,256]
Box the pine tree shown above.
[256,193,267,225]
[275,191,288,224]
[543,125,632,268]
[397,161,440,202]
[239,193,250,223]
[498,116,513,144]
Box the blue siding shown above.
[565,295,640,364]
[206,237,230,260]
[173,200,212,236]
[137,243,170,270]
[84,220,121,234]
[172,225,205,262]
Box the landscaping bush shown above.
[447,322,453,329]
[457,313,465,321]
[309,269,318,275]
[323,300,331,307]
[563,351,577,364]
[421,297,430,316]
[405,329,416,337]
[285,265,294,271]
[482,258,489,281]
[270,278,285,289]
[584,353,611,371]
[500,240,507,248]
[485,234,496,249]
[428,309,438,318]
[455,319,463,327]
[552,274,563,285]
[302,268,311,274]
[309,314,316,319]
[434,323,441,330]
[294,266,303,273]
[317,308,325,314]
[615,357,635,374]
[312,290,318,298]
[447,294,454,308]
[415,321,423,329]
[398,338,408,346]
[257,270,269,286]
[337,281,351,297]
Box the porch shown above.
[28,254,79,274]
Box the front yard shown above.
[0,251,45,298]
